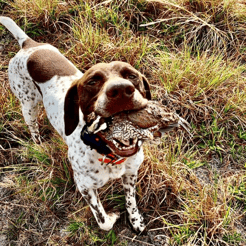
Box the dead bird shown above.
[86,100,191,150]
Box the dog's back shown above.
[0,16,83,141]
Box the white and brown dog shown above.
[0,17,151,232]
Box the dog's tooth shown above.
[113,139,118,147]
[138,140,143,147]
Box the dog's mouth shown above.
[84,101,189,157]
[97,118,160,157]
[102,135,140,157]
[85,114,159,157]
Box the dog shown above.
[0,17,151,232]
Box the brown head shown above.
[64,61,151,136]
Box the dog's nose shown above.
[106,81,135,99]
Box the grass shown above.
[0,0,246,245]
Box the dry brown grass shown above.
[143,0,246,59]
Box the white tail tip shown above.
[0,16,29,47]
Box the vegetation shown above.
[0,0,245,245]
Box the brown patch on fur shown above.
[22,38,44,49]
[27,49,77,83]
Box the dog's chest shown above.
[67,131,144,189]
[68,138,124,186]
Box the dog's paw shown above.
[129,214,146,233]
[99,212,120,231]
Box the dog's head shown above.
[64,61,151,156]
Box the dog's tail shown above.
[0,16,29,47]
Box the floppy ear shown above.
[64,82,79,136]
[142,75,151,100]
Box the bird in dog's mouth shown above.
[81,101,190,157]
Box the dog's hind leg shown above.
[20,101,42,143]
[8,66,43,143]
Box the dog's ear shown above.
[64,82,79,136]
[142,75,151,100]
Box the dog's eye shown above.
[87,80,98,86]
[87,75,103,86]
[127,74,137,79]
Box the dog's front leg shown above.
[79,188,120,231]
[122,173,145,232]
